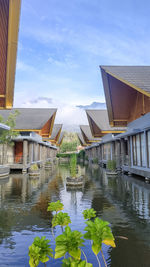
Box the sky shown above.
[14,0,150,129]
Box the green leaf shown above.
[55,226,84,259]
[84,218,115,255]
[47,200,64,212]
[28,236,53,267]
[62,258,93,267]
[83,209,96,220]
[52,212,71,227]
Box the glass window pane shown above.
[136,134,141,166]
[141,133,146,167]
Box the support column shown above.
[29,142,33,164]
[23,140,28,173]
[116,140,121,171]
[121,139,126,166]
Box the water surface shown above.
[0,164,150,266]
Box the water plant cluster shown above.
[70,154,77,178]
[28,200,115,267]
[106,160,116,172]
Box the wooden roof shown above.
[50,124,62,144]
[80,125,101,144]
[77,133,85,146]
[100,66,150,126]
[0,108,57,135]
[57,131,65,146]
[86,109,126,137]
[0,0,21,109]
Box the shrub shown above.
[107,160,116,171]
[30,164,39,171]
[93,158,98,164]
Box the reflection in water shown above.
[0,164,150,266]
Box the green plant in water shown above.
[29,202,116,267]
[28,236,53,267]
[84,218,115,266]
[52,212,71,228]
[83,208,96,220]
[55,226,84,260]
[62,257,93,267]
[107,160,116,172]
[70,154,77,178]
[47,200,64,213]
[30,164,39,171]
[93,158,98,164]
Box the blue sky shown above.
[14,0,150,127]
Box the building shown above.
[0,0,21,109]
[100,66,150,126]
[0,108,58,172]
[84,66,150,179]
[79,125,101,145]
[77,133,87,147]
[86,109,126,137]
[49,124,62,145]
[0,108,57,139]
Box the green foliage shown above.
[70,154,77,177]
[62,258,93,267]
[85,155,88,161]
[107,160,116,171]
[47,200,64,213]
[60,132,80,153]
[30,164,39,171]
[28,236,53,267]
[52,212,71,227]
[78,150,85,159]
[55,226,84,259]
[45,161,52,165]
[29,201,116,267]
[83,209,96,220]
[84,217,115,255]
[93,158,98,164]
[0,110,20,145]
[57,153,74,158]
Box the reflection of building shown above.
[84,66,150,179]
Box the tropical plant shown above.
[70,154,77,178]
[107,160,116,172]
[82,208,96,220]
[28,236,53,267]
[84,218,115,266]
[93,158,98,164]
[55,226,84,259]
[29,201,116,267]
[52,212,71,228]
[0,110,20,145]
[62,257,92,267]
[30,164,39,171]
[47,200,64,213]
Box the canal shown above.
[0,163,150,267]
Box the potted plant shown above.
[106,160,117,176]
[29,163,40,177]
[45,161,52,170]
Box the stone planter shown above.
[106,170,118,176]
[66,176,84,186]
[29,169,40,177]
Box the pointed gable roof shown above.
[86,109,126,137]
[100,66,150,127]
[0,108,57,130]
[80,125,101,144]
